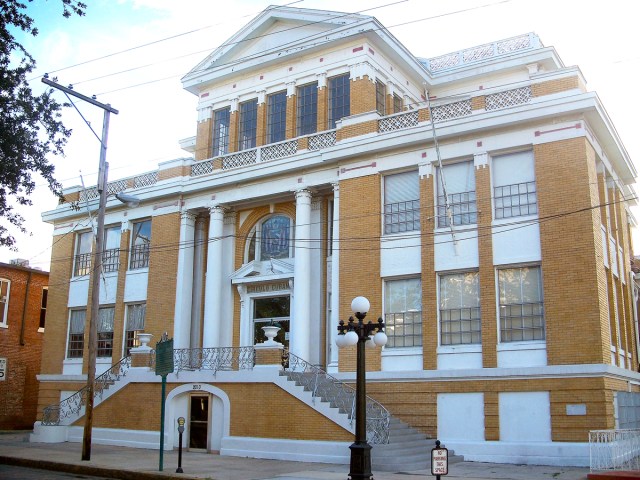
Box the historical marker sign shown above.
[155,338,174,376]
[0,358,6,381]
[431,444,448,476]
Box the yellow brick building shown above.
[32,6,639,469]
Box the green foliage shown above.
[0,0,86,248]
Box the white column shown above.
[328,183,340,371]
[173,211,195,348]
[203,205,225,348]
[291,189,312,360]
[190,216,206,349]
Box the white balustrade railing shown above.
[378,111,419,133]
[590,429,640,471]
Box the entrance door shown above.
[253,296,290,347]
[189,395,209,450]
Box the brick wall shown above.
[350,76,376,115]
[531,76,584,97]
[420,174,438,371]
[195,118,212,161]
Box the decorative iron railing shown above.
[282,351,390,445]
[42,356,132,426]
[590,429,640,471]
[172,346,256,375]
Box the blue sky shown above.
[3,0,639,268]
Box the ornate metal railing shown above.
[590,429,640,471]
[172,346,256,375]
[42,356,132,426]
[282,351,390,444]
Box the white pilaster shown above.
[291,189,312,360]
[190,216,206,349]
[203,205,225,348]
[328,183,340,372]
[173,211,196,348]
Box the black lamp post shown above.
[336,296,387,480]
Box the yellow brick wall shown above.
[338,175,382,373]
[418,108,430,123]
[535,138,610,365]
[350,76,376,115]
[256,101,266,147]
[471,96,486,110]
[146,212,181,341]
[228,111,238,153]
[531,76,583,97]
[420,174,438,371]
[286,94,297,140]
[317,86,327,132]
[158,166,188,181]
[195,118,212,161]
[336,120,378,141]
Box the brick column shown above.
[317,73,327,132]
[256,90,266,147]
[420,165,437,371]
[228,98,239,153]
[195,116,212,161]
[285,82,296,140]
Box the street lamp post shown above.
[336,296,387,480]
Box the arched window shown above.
[246,215,293,262]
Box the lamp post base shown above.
[348,441,373,480]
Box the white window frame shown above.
[66,309,86,359]
[438,271,481,346]
[497,265,545,343]
[73,230,93,277]
[123,302,146,355]
[436,159,477,228]
[244,215,294,263]
[130,219,151,270]
[383,170,420,235]
[0,278,10,328]
[383,277,422,349]
[491,150,537,220]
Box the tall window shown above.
[246,215,293,262]
[384,171,420,234]
[97,306,115,357]
[212,107,230,157]
[376,80,386,116]
[67,309,86,358]
[328,74,350,129]
[238,99,258,151]
[493,150,537,219]
[267,91,287,144]
[437,160,477,227]
[384,278,422,348]
[393,94,403,113]
[39,287,48,330]
[297,82,318,136]
[439,272,480,345]
[130,220,151,270]
[125,303,146,355]
[0,278,10,327]
[74,231,93,276]
[102,226,121,273]
[498,266,545,342]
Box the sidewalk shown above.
[0,431,592,480]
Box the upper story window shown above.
[67,309,86,358]
[130,219,151,270]
[376,80,386,116]
[238,99,258,151]
[246,215,293,263]
[73,230,93,277]
[439,271,480,345]
[102,225,121,273]
[493,150,537,219]
[39,286,48,330]
[212,107,230,157]
[437,160,477,228]
[498,265,545,342]
[0,278,10,327]
[384,277,422,348]
[328,73,350,129]
[97,306,115,357]
[267,91,287,144]
[393,94,403,113]
[125,302,146,355]
[297,82,318,136]
[384,171,420,235]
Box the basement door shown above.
[189,394,210,451]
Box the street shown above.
[0,464,114,480]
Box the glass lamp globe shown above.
[373,331,388,347]
[351,296,370,315]
[365,336,376,349]
[344,330,359,346]
[336,334,347,348]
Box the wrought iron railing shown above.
[171,346,255,375]
[590,429,640,471]
[282,351,390,445]
[42,356,132,426]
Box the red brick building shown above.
[0,261,48,429]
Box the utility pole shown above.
[42,76,119,461]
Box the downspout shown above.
[20,270,33,346]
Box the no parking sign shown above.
[431,439,448,477]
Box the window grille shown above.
[130,220,151,270]
[267,91,287,144]
[238,99,258,151]
[212,107,230,157]
[384,278,422,348]
[67,309,86,358]
[494,181,537,219]
[297,83,318,136]
[384,171,420,234]
[498,266,545,342]
[436,161,477,227]
[440,272,481,345]
[328,74,350,129]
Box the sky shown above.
[2,0,639,270]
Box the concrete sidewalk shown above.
[0,431,593,480]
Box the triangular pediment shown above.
[230,258,294,284]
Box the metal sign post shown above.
[431,439,449,479]
[155,335,174,472]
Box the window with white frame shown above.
[297,82,318,136]
[436,160,477,228]
[493,150,537,219]
[67,309,86,358]
[376,80,386,116]
[74,230,93,277]
[238,98,258,151]
[97,306,115,357]
[102,225,121,273]
[125,303,146,355]
[212,107,230,157]
[267,91,287,144]
[384,277,422,348]
[328,73,350,129]
[39,286,48,330]
[439,271,481,345]
[498,266,545,342]
[130,219,151,270]
[246,215,293,263]
[384,171,420,234]
[0,278,10,327]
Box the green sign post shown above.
[155,335,174,472]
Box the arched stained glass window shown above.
[246,215,293,262]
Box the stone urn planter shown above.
[137,332,153,349]
[261,323,281,344]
